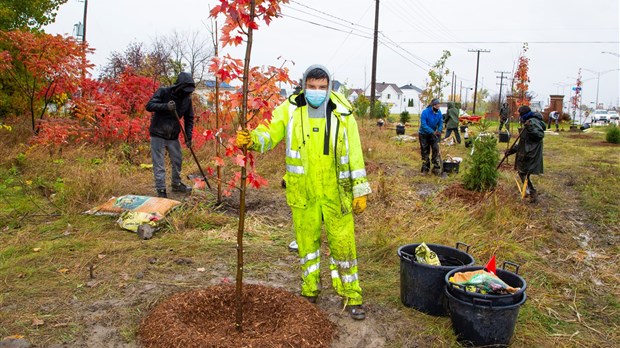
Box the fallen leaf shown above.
[57,268,69,274]
[196,268,206,272]
[3,335,24,339]
[97,254,106,259]
[33,247,41,252]
[32,318,44,326]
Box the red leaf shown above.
[233,154,246,167]
[213,156,226,167]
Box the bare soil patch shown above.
[439,183,486,205]
[139,284,336,348]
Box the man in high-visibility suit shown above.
[236,65,371,320]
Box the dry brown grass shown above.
[1,120,619,347]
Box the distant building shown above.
[348,88,365,103]
[400,83,424,114]
[375,82,404,114]
[202,80,236,92]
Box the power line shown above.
[398,41,620,44]
[280,13,373,40]
[289,0,374,31]
[282,4,374,36]
[280,12,431,72]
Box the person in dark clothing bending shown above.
[145,72,195,198]
[418,98,443,175]
[504,105,545,203]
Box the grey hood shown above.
[301,64,333,111]
[301,64,332,91]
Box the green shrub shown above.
[606,125,620,144]
[462,134,500,191]
[400,111,410,124]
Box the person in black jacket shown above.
[145,72,195,198]
[504,105,545,203]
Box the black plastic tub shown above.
[398,242,475,316]
[446,287,526,347]
[445,262,527,306]
[396,125,405,135]
[499,131,510,143]
[442,161,460,174]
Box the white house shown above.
[348,88,365,103]
[375,83,404,114]
[400,83,424,114]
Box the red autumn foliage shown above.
[514,43,530,107]
[0,30,93,131]
[33,69,159,149]
[206,1,293,195]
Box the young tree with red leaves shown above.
[514,43,530,107]
[209,0,291,331]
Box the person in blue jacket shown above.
[418,98,443,175]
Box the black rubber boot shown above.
[171,182,192,193]
[157,189,167,198]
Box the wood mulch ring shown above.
[139,284,336,348]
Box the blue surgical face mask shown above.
[305,89,327,107]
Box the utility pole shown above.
[459,80,462,102]
[369,0,380,118]
[468,49,490,115]
[495,71,510,111]
[82,0,88,43]
[451,72,455,101]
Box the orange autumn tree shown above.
[209,0,291,331]
[513,43,530,107]
[0,30,93,132]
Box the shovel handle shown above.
[172,109,212,190]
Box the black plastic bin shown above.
[398,242,475,316]
[445,262,526,306]
[396,125,405,135]
[442,161,460,174]
[446,287,526,347]
[499,131,510,143]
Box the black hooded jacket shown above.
[146,72,195,141]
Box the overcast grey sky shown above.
[45,0,620,109]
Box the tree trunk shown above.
[235,0,255,333]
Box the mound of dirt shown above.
[139,284,336,348]
[440,183,486,205]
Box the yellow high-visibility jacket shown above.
[249,91,371,214]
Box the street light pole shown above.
[581,68,620,109]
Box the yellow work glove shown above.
[236,130,253,148]
[353,195,367,215]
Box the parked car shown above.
[608,110,619,125]
[592,109,609,123]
